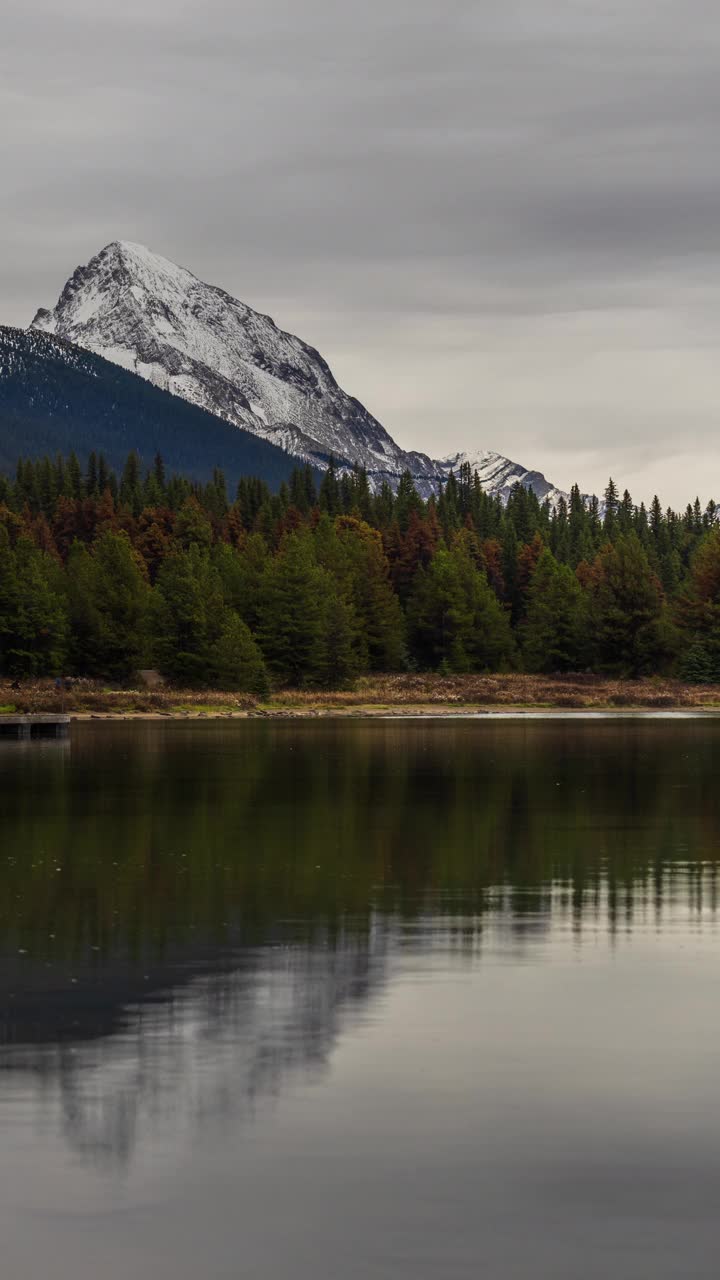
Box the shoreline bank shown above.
[64,706,720,721]
[3,674,720,721]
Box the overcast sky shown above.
[3,0,720,505]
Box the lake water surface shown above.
[1,718,719,1278]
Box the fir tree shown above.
[589,534,672,675]
[0,531,68,676]
[603,478,619,539]
[209,612,270,696]
[151,546,224,683]
[407,543,513,672]
[319,458,341,516]
[256,532,328,685]
[66,531,150,678]
[521,549,587,672]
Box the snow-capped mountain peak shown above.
[31,241,570,504]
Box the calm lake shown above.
[1,718,719,1278]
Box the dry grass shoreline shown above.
[2,673,720,719]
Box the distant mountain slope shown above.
[31,240,570,505]
[437,449,570,508]
[0,326,311,487]
[31,240,441,492]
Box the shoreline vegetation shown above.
[3,674,720,720]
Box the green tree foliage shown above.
[256,532,329,685]
[313,590,362,688]
[407,542,514,672]
[1,451,719,689]
[209,612,270,696]
[66,531,150,678]
[678,640,720,684]
[174,496,214,551]
[674,528,720,679]
[328,517,406,670]
[151,546,224,683]
[677,528,720,636]
[0,531,68,676]
[589,534,672,675]
[521,549,587,672]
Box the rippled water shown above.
[1,719,719,1278]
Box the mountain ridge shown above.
[31,239,571,505]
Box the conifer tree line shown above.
[1,450,719,689]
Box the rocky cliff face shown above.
[32,240,568,504]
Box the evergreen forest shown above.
[1,451,719,690]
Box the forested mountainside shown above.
[0,326,309,489]
[0,450,718,689]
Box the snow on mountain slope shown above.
[31,240,569,504]
[437,449,570,507]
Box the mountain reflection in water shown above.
[1,720,718,1172]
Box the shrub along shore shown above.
[2,674,719,718]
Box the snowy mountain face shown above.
[31,241,568,504]
[437,449,570,508]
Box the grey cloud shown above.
[3,0,720,503]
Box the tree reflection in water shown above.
[0,718,718,1168]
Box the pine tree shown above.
[618,489,634,535]
[98,454,111,498]
[394,472,424,533]
[151,546,224,683]
[209,612,270,696]
[174,496,213,551]
[153,452,166,492]
[289,465,317,514]
[331,517,406,670]
[119,451,142,515]
[66,452,84,502]
[66,531,150,678]
[590,534,672,675]
[521,549,587,672]
[501,517,521,619]
[0,530,68,676]
[319,458,341,516]
[86,451,99,498]
[567,485,592,567]
[256,532,328,685]
[407,543,513,672]
[603,478,619,539]
[678,641,720,684]
[675,527,720,672]
[313,590,361,688]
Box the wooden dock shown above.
[0,714,71,740]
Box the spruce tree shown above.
[603,478,619,539]
[330,517,406,669]
[67,531,150,679]
[209,612,270,696]
[0,531,68,677]
[151,546,224,683]
[119,451,142,515]
[590,534,672,675]
[256,532,328,685]
[521,549,587,672]
[313,591,361,688]
[319,459,341,516]
[407,543,513,672]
